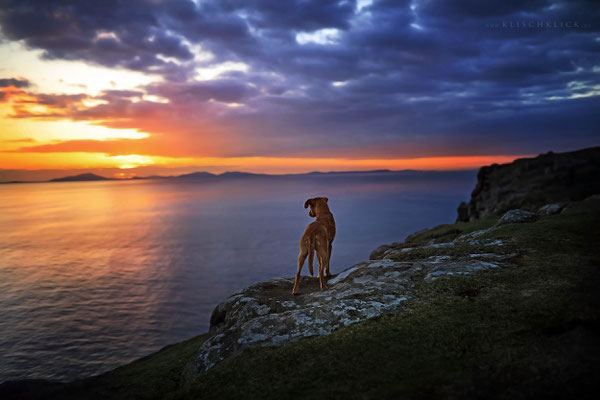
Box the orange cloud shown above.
[14,139,151,155]
[0,86,28,103]
[0,79,536,174]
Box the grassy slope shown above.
[4,200,599,399]
[175,199,600,400]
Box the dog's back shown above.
[302,220,329,276]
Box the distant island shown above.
[50,173,110,182]
[2,148,598,186]
[0,168,460,184]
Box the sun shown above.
[112,154,155,169]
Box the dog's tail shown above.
[308,236,315,276]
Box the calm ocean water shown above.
[0,171,475,382]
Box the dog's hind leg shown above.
[308,238,315,276]
[326,241,333,277]
[293,242,309,294]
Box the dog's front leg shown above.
[326,241,333,277]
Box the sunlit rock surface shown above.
[194,259,417,373]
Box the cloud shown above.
[0,78,30,88]
[1,0,599,160]
[1,137,35,143]
[215,0,356,31]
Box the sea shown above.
[0,171,476,382]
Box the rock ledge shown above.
[189,211,524,377]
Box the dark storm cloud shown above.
[0,78,30,88]
[147,80,258,104]
[419,0,552,19]
[0,0,192,74]
[1,0,598,157]
[215,0,356,31]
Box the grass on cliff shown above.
[4,199,599,400]
[173,199,600,400]
[386,241,517,262]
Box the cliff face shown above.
[457,147,600,222]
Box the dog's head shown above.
[304,197,328,217]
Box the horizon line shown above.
[0,167,482,184]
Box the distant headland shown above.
[0,168,466,184]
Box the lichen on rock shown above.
[191,259,419,375]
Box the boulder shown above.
[369,244,392,260]
[537,203,563,216]
[495,209,538,226]
[584,194,600,202]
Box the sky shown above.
[0,0,598,180]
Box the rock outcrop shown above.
[188,210,524,378]
[537,203,563,216]
[456,147,600,222]
[186,146,600,379]
[192,261,415,374]
[494,209,538,226]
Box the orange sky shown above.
[0,42,528,179]
[0,77,527,178]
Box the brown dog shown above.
[292,197,336,294]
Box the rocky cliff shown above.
[456,147,600,222]
[182,149,600,379]
[185,205,562,378]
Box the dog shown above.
[292,197,336,294]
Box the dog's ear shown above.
[304,198,312,209]
[323,197,328,203]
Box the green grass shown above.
[5,200,600,400]
[173,199,600,399]
[370,217,499,259]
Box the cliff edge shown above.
[456,147,600,222]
